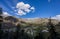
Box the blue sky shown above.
[0,0,60,18]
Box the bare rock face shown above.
[19,18,59,25]
[2,16,60,29]
[3,16,60,26]
[4,16,19,23]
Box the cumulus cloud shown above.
[17,10,26,16]
[16,2,35,16]
[2,12,11,17]
[51,15,60,20]
[30,7,35,12]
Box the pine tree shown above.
[0,8,3,39]
[15,23,21,39]
[48,17,57,39]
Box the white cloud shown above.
[51,15,60,20]
[16,2,35,16]
[30,7,35,10]
[2,12,11,17]
[18,10,26,16]
[30,7,35,12]
[48,0,51,3]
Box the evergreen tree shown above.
[15,23,21,39]
[47,17,57,39]
[0,8,3,39]
[34,30,44,39]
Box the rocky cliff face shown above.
[3,16,60,26]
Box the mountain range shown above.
[3,16,60,25]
